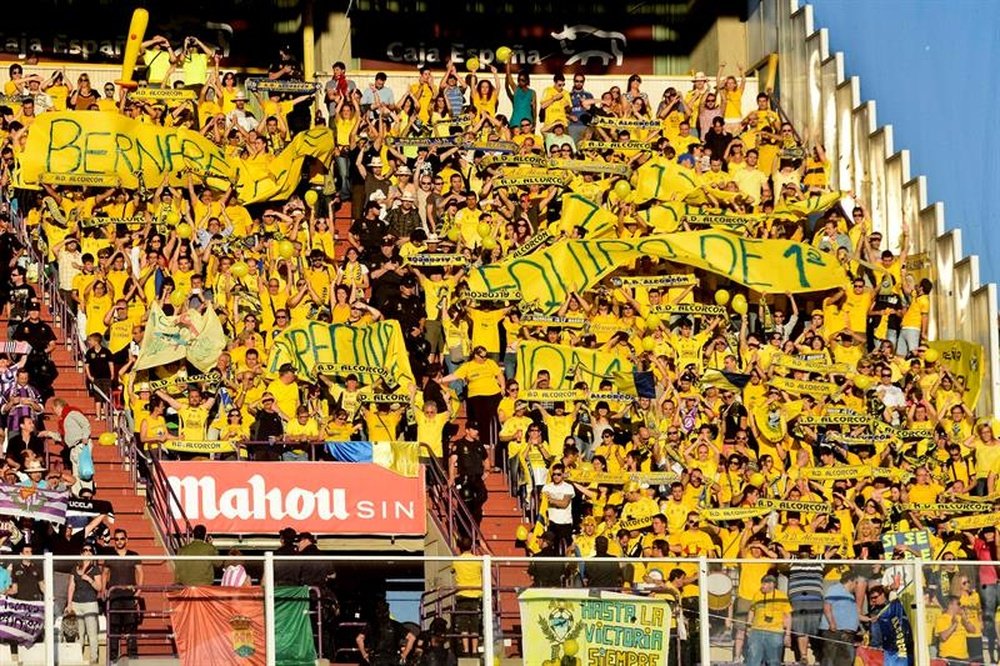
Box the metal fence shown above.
[2,553,998,665]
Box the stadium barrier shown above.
[2,553,997,665]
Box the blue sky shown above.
[809,0,1000,283]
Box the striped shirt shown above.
[788,560,825,599]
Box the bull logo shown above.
[551,25,626,67]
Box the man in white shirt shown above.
[542,463,576,555]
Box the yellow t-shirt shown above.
[934,613,969,659]
[415,411,450,458]
[144,49,173,83]
[84,293,112,337]
[178,405,210,440]
[749,590,791,633]
[454,359,502,398]
[363,408,402,442]
[737,561,772,601]
[541,86,570,125]
[468,308,506,354]
[452,553,484,598]
[901,294,929,330]
[266,379,299,418]
[417,274,457,321]
[181,52,209,86]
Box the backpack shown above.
[77,442,95,481]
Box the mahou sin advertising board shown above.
[162,462,426,535]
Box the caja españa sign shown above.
[162,462,426,536]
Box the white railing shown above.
[4,553,997,665]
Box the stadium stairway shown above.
[2,296,176,658]
[332,198,533,647]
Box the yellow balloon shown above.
[446,227,461,242]
[496,46,513,64]
[477,222,492,238]
[277,240,296,259]
[641,336,656,352]
[481,237,497,251]
[923,348,939,364]
[175,222,192,239]
[749,472,766,488]
[613,179,632,200]
[466,57,480,72]
[164,210,180,226]
[853,374,874,391]
[231,261,249,278]
[714,289,730,306]
[645,314,661,329]
[170,290,186,307]
[731,293,748,315]
[563,638,579,656]
[515,525,529,541]
[303,190,318,206]
[98,432,117,447]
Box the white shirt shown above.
[542,481,575,525]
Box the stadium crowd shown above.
[0,29,997,666]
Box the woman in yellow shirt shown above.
[967,421,1000,496]
[330,285,352,324]
[219,71,242,114]
[471,69,500,118]
[440,346,506,459]
[336,247,369,293]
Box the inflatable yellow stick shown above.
[116,8,149,90]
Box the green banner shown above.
[274,586,316,666]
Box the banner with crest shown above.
[518,588,671,665]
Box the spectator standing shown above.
[448,423,488,526]
[867,585,913,666]
[820,571,861,666]
[450,536,482,657]
[935,595,976,666]
[103,529,143,663]
[67,543,104,664]
[174,524,219,586]
[745,574,792,666]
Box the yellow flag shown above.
[371,441,421,478]
[552,193,617,238]
[468,231,850,313]
[632,157,699,203]
[928,339,984,410]
[267,320,415,388]
[19,111,335,204]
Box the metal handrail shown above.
[419,443,493,557]
[147,457,195,553]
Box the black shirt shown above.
[104,549,140,591]
[49,530,86,574]
[349,216,388,251]
[251,410,284,441]
[4,431,44,463]
[8,284,36,321]
[387,293,425,332]
[722,402,749,440]
[528,551,566,587]
[13,318,55,352]
[12,561,43,600]
[84,346,114,379]
[452,438,486,478]
[585,560,624,589]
